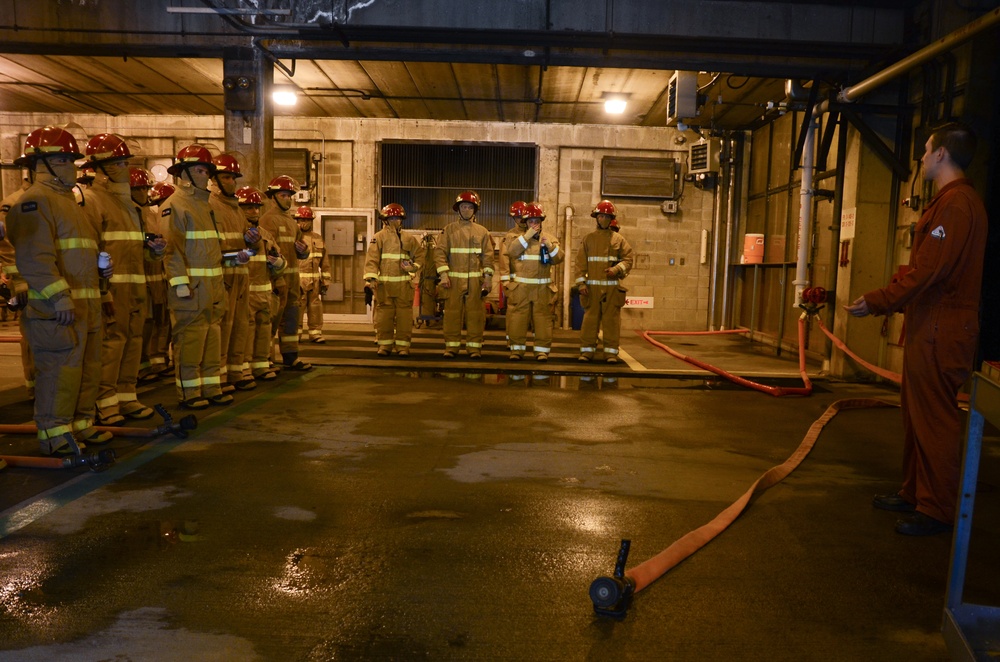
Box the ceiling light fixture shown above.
[272,85,298,106]
[602,93,629,114]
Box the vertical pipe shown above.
[719,135,740,330]
[562,205,574,329]
[708,139,726,330]
[794,115,818,306]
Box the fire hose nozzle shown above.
[152,404,198,439]
[589,539,636,618]
[69,448,117,472]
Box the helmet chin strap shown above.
[40,157,77,189]
[214,175,237,197]
[184,167,208,191]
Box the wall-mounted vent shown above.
[666,71,698,127]
[689,139,721,175]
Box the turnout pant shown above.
[169,283,225,402]
[300,287,325,340]
[374,283,414,350]
[97,283,148,420]
[26,300,102,449]
[245,291,274,378]
[579,284,626,358]
[220,271,250,385]
[442,278,486,354]
[140,301,171,376]
[271,274,301,361]
[505,282,555,357]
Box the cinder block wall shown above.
[1,113,715,332]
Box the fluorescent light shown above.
[273,86,298,106]
[604,96,627,114]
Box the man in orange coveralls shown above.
[845,122,988,536]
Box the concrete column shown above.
[222,46,272,191]
[831,127,898,378]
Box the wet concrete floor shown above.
[1,324,999,660]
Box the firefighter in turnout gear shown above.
[209,154,254,392]
[498,200,528,292]
[433,191,495,358]
[6,126,114,455]
[139,180,174,382]
[505,202,564,361]
[162,144,230,409]
[0,177,36,401]
[575,200,634,363]
[364,203,421,356]
[84,134,165,426]
[237,186,285,383]
[294,206,330,344]
[259,175,311,371]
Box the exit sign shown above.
[625,297,654,309]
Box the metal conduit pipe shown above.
[708,146,725,329]
[719,135,740,329]
[840,7,1000,105]
[796,8,1000,307]
[562,205,574,330]
[793,117,818,306]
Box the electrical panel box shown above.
[324,218,355,256]
[666,70,698,127]
[689,138,721,175]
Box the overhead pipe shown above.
[839,7,1000,104]
[796,7,1000,306]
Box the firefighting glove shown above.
[482,275,492,292]
[175,284,192,298]
[578,284,589,297]
[523,225,538,241]
[99,257,114,280]
[294,240,309,259]
[438,273,451,289]
[147,236,167,255]
[55,308,75,326]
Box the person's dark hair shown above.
[929,122,977,170]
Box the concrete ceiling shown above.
[0,0,916,131]
[0,54,792,129]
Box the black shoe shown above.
[895,512,952,536]
[873,493,916,512]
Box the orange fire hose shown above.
[591,309,898,616]
[814,315,902,384]
[625,397,897,596]
[0,448,118,471]
[0,423,160,437]
[642,314,813,396]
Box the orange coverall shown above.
[862,178,988,525]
